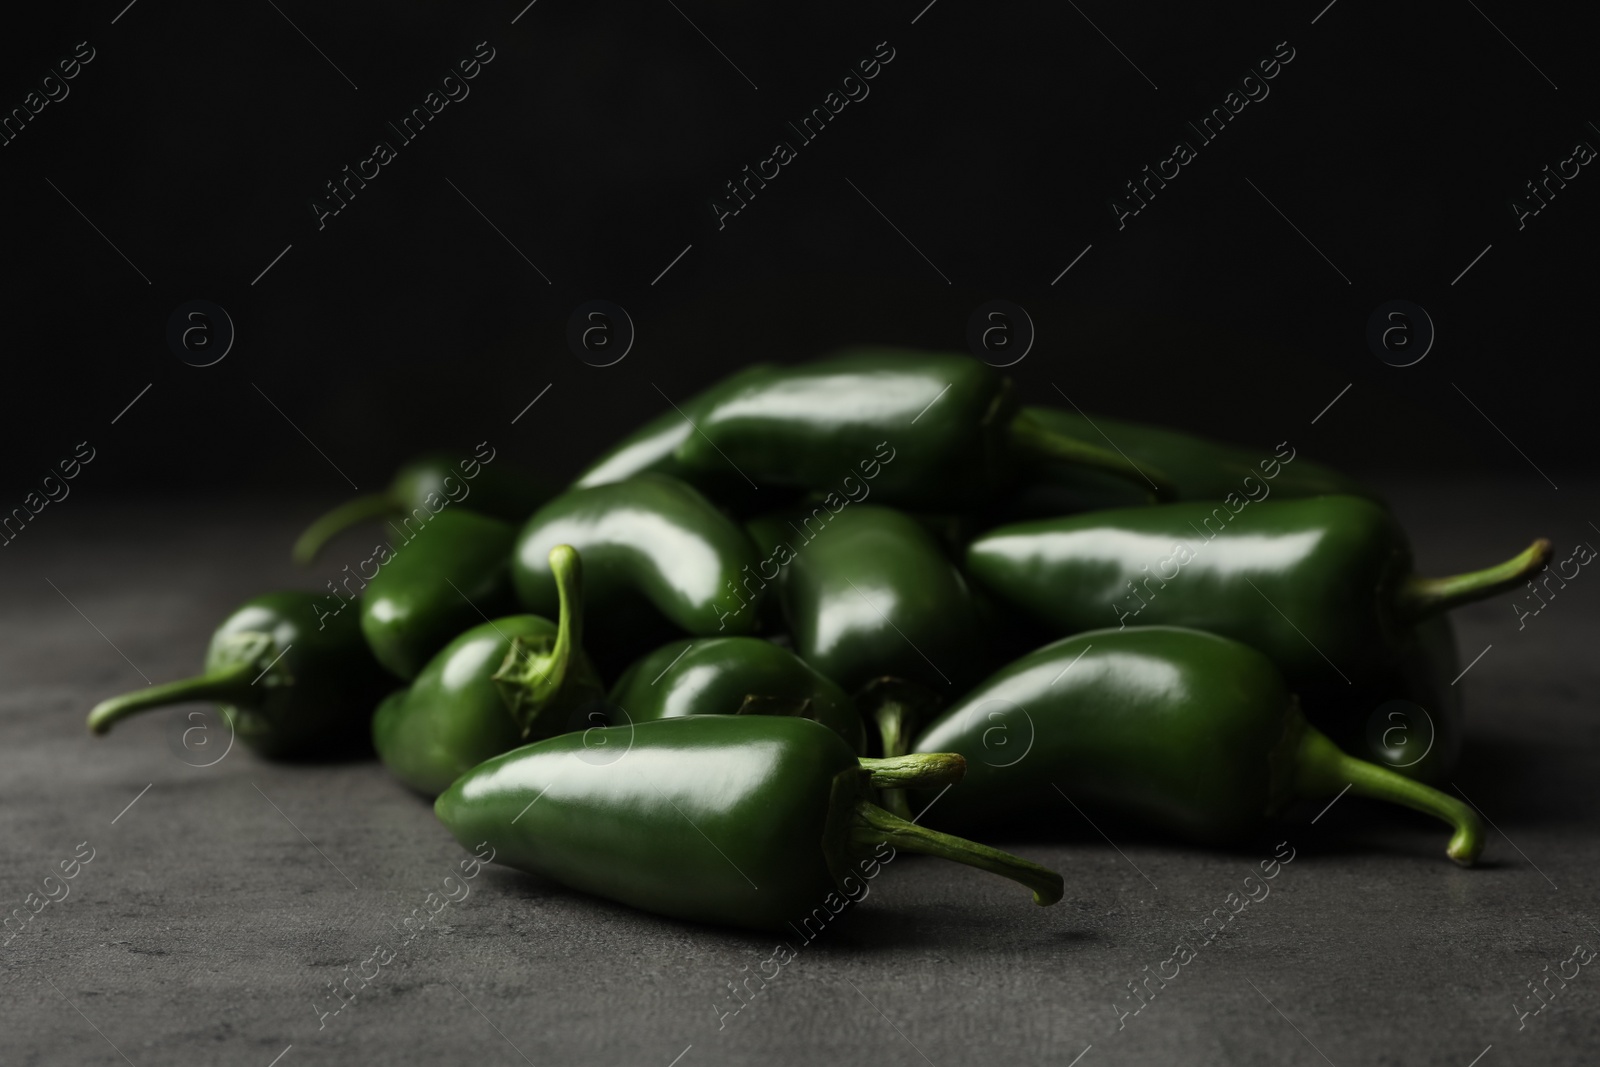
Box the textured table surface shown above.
[2,478,1596,1066]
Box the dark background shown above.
[0,0,1591,506]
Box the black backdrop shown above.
[0,1,1592,502]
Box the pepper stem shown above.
[874,697,916,763]
[491,544,591,740]
[860,677,942,759]
[859,753,966,790]
[859,678,944,819]
[1292,722,1484,866]
[850,799,1064,906]
[1008,408,1176,501]
[87,659,257,736]
[292,493,402,565]
[1396,538,1553,623]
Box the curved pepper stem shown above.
[1395,538,1553,623]
[1292,723,1483,866]
[1008,408,1176,501]
[850,799,1064,906]
[292,493,402,565]
[87,658,257,736]
[859,752,966,790]
[859,678,945,819]
[491,544,593,740]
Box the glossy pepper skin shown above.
[435,716,1062,932]
[292,448,550,565]
[372,545,604,796]
[671,347,1170,510]
[569,366,773,507]
[908,627,1484,864]
[361,509,518,681]
[966,495,1550,691]
[746,504,984,695]
[999,409,1378,518]
[87,592,391,760]
[609,637,868,753]
[513,474,762,641]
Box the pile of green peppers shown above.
[86,347,1557,933]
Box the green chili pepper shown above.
[908,627,1485,865]
[372,545,604,796]
[609,637,868,753]
[292,449,549,565]
[87,592,391,760]
[965,495,1550,690]
[747,504,985,695]
[512,474,762,642]
[1007,408,1376,514]
[671,348,1172,508]
[434,715,1063,932]
[570,366,773,494]
[361,509,518,681]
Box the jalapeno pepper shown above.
[434,715,1063,932]
[373,545,604,796]
[671,348,1172,509]
[87,591,391,760]
[609,637,868,753]
[292,449,550,565]
[512,474,762,646]
[360,509,518,681]
[569,365,773,497]
[908,627,1484,864]
[1007,408,1376,514]
[746,503,985,695]
[965,495,1549,691]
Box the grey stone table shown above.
[3,479,1596,1066]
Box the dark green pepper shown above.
[966,495,1549,691]
[671,347,1171,509]
[292,447,550,564]
[1004,409,1377,515]
[908,627,1484,864]
[609,637,868,753]
[361,509,518,681]
[569,366,773,497]
[372,545,604,796]
[747,504,985,695]
[434,715,1062,932]
[512,474,762,641]
[570,407,698,490]
[87,592,391,760]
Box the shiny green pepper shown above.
[909,627,1484,865]
[373,545,603,796]
[361,509,518,681]
[609,637,868,753]
[672,348,1169,509]
[570,366,773,504]
[747,504,985,695]
[512,474,762,642]
[435,715,1062,932]
[966,495,1548,692]
[1004,408,1376,515]
[87,592,391,760]
[293,447,550,565]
